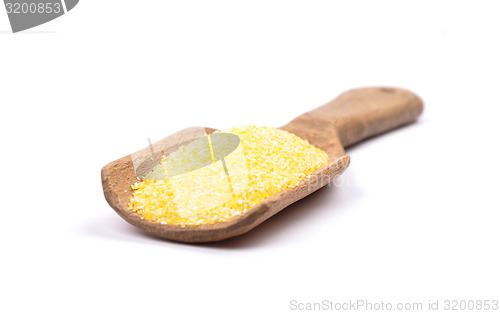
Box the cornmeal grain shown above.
[128,126,328,226]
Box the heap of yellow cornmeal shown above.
[128,126,329,226]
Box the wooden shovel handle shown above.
[284,87,423,148]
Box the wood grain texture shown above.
[101,87,423,243]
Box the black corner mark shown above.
[4,0,79,33]
[65,0,77,11]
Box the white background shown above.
[1,1,499,313]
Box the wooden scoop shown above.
[101,87,423,243]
